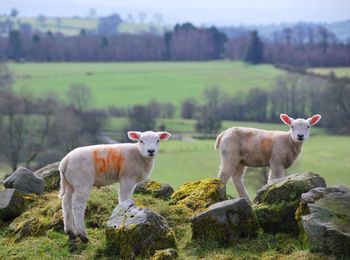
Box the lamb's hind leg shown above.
[232,164,250,203]
[71,187,91,243]
[62,183,75,239]
[218,152,238,185]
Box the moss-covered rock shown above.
[297,186,350,258]
[0,189,34,222]
[151,248,178,260]
[7,186,118,241]
[7,192,62,241]
[253,172,326,234]
[134,180,174,200]
[105,199,176,258]
[34,162,60,192]
[170,178,227,211]
[191,198,259,245]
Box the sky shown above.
[1,0,350,26]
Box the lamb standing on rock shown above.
[58,131,171,242]
[215,114,321,202]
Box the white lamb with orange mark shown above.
[58,131,171,242]
[215,114,321,203]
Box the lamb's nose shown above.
[148,150,155,155]
[297,134,304,139]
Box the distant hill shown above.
[1,15,349,42]
[220,20,350,43]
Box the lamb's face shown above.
[290,119,311,142]
[128,131,171,158]
[280,114,321,143]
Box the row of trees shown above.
[178,74,349,134]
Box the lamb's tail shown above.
[58,156,70,199]
[215,130,226,150]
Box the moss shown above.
[170,178,227,212]
[192,216,230,244]
[85,186,118,228]
[151,248,178,260]
[105,221,176,258]
[255,200,300,234]
[134,180,174,200]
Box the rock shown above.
[134,180,174,200]
[170,178,227,211]
[105,199,176,258]
[297,186,350,257]
[191,198,258,244]
[4,167,45,194]
[253,172,326,234]
[8,193,63,241]
[0,189,33,221]
[151,248,178,260]
[34,162,60,192]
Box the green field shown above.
[309,67,350,78]
[10,61,285,108]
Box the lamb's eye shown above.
[157,140,160,143]
[307,125,310,128]
[291,126,294,129]
[140,140,144,144]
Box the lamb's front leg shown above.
[119,177,137,203]
[268,163,285,182]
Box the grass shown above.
[309,67,350,78]
[9,61,286,108]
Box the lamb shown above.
[215,114,321,202]
[58,130,171,242]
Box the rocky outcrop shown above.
[297,186,350,257]
[170,178,227,211]
[253,172,326,234]
[0,189,33,221]
[34,162,60,192]
[4,167,45,194]
[105,199,176,258]
[134,180,174,200]
[191,198,258,244]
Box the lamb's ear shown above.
[128,131,142,141]
[280,114,294,126]
[157,131,171,141]
[307,114,322,126]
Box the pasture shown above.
[9,61,285,108]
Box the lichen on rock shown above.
[34,162,60,193]
[253,172,326,234]
[134,179,174,200]
[170,178,227,211]
[297,186,350,258]
[191,198,259,245]
[105,199,176,258]
[151,248,178,260]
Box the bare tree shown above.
[66,84,93,112]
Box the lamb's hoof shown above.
[67,231,77,240]
[79,235,89,243]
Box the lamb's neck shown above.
[287,132,304,155]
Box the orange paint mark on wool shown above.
[93,148,124,175]
[260,138,273,152]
